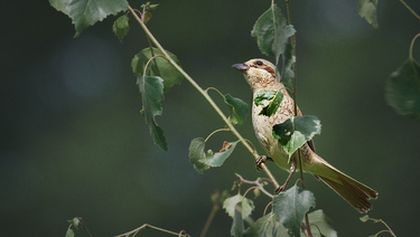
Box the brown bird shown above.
[233,58,378,213]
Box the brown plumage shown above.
[233,58,378,213]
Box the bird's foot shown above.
[275,163,297,193]
[255,155,272,170]
[275,185,286,193]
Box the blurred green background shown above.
[2,0,420,236]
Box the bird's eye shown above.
[255,60,263,66]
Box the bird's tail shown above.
[309,155,378,213]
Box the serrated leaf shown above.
[49,0,129,36]
[272,184,316,237]
[65,228,75,237]
[138,76,167,150]
[251,4,296,64]
[112,15,129,41]
[223,194,255,219]
[254,91,284,117]
[358,0,378,28]
[250,213,289,237]
[224,94,249,125]
[231,206,245,237]
[281,42,296,94]
[385,59,420,119]
[188,138,239,173]
[131,47,184,90]
[307,210,337,237]
[272,116,321,157]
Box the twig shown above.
[235,173,274,198]
[283,0,313,235]
[199,204,220,237]
[398,0,420,21]
[409,32,420,61]
[114,224,189,237]
[128,5,281,191]
[204,127,231,143]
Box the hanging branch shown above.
[127,5,281,191]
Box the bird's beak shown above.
[232,63,250,72]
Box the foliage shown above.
[49,0,128,36]
[272,116,321,158]
[188,138,239,173]
[358,0,379,28]
[251,4,295,65]
[254,90,284,117]
[48,0,416,236]
[385,58,420,119]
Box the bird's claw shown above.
[256,155,272,170]
[275,185,286,193]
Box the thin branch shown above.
[398,0,420,21]
[199,204,220,237]
[115,224,189,237]
[378,219,397,237]
[128,5,281,191]
[409,32,420,61]
[204,127,231,143]
[235,173,274,198]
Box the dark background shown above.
[2,0,420,236]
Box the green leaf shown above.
[224,194,255,237]
[188,138,239,173]
[358,0,378,28]
[131,47,184,90]
[281,42,296,94]
[272,184,316,237]
[67,217,81,229]
[385,59,420,119]
[254,91,284,117]
[138,76,167,150]
[224,94,249,125]
[250,213,289,237]
[231,207,245,237]
[307,210,337,237]
[140,2,160,23]
[49,0,129,36]
[65,228,75,237]
[223,194,255,219]
[112,15,129,41]
[251,4,296,64]
[272,116,321,157]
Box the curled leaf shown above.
[188,138,239,173]
[224,94,249,125]
[138,76,167,150]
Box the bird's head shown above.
[232,58,279,90]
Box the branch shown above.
[115,224,189,237]
[398,0,420,21]
[128,5,281,191]
[409,32,420,61]
[235,173,274,198]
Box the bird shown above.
[232,58,378,213]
